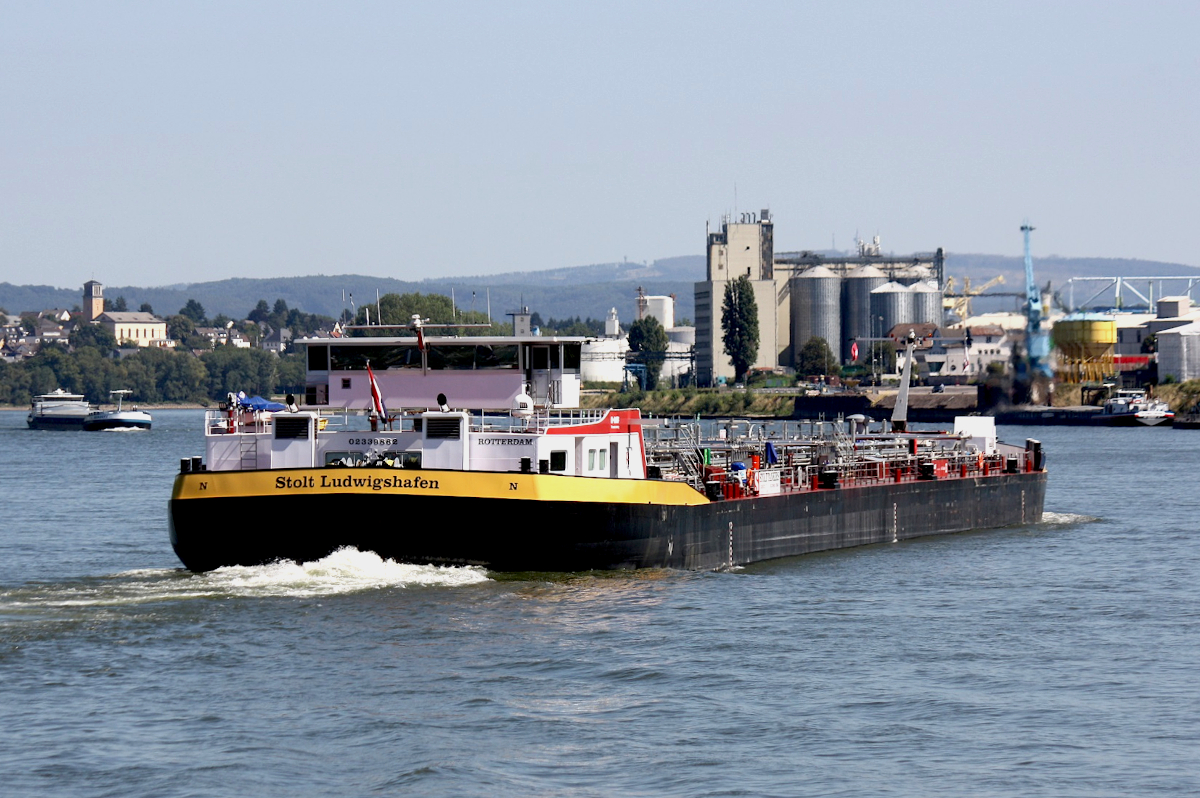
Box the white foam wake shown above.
[198,547,492,596]
[1040,511,1100,525]
[1,548,490,612]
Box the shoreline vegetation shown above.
[0,344,306,408]
[581,389,797,418]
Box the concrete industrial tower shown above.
[694,211,785,385]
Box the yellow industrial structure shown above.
[1053,315,1116,383]
[943,275,1006,322]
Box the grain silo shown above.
[841,265,887,360]
[791,265,842,362]
[909,280,943,326]
[871,281,913,338]
[894,265,934,286]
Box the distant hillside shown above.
[426,255,704,287]
[4,252,1197,324]
[0,258,707,326]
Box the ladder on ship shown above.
[239,435,258,471]
[831,413,856,458]
[672,423,704,489]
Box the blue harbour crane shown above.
[1008,222,1055,405]
[1021,223,1052,378]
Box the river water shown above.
[0,409,1195,797]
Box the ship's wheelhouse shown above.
[299,335,584,412]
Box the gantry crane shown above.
[943,275,1007,321]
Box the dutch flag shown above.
[367,361,388,422]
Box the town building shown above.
[1156,321,1200,381]
[83,280,104,322]
[98,312,170,347]
[34,316,68,345]
[925,324,1011,379]
[193,326,249,349]
[79,281,171,347]
[262,327,292,354]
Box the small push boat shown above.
[84,390,152,431]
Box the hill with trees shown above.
[4,251,1199,330]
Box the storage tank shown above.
[871,281,914,338]
[909,280,943,326]
[668,326,695,345]
[1052,313,1116,383]
[641,295,675,330]
[841,265,887,360]
[791,266,843,362]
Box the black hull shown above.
[170,471,1047,573]
[27,417,87,430]
[1093,415,1172,427]
[83,419,152,431]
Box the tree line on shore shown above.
[0,294,330,405]
[0,343,307,406]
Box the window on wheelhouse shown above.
[330,344,421,370]
[563,344,581,371]
[426,344,519,370]
[307,345,329,371]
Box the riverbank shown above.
[9,380,1197,418]
[580,379,1200,420]
[580,389,797,418]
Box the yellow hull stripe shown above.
[172,468,710,506]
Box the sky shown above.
[2,1,1198,289]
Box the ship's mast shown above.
[891,329,917,433]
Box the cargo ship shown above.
[169,328,1047,572]
[1095,389,1174,426]
[28,389,92,430]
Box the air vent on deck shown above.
[425,418,462,439]
[274,417,311,440]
